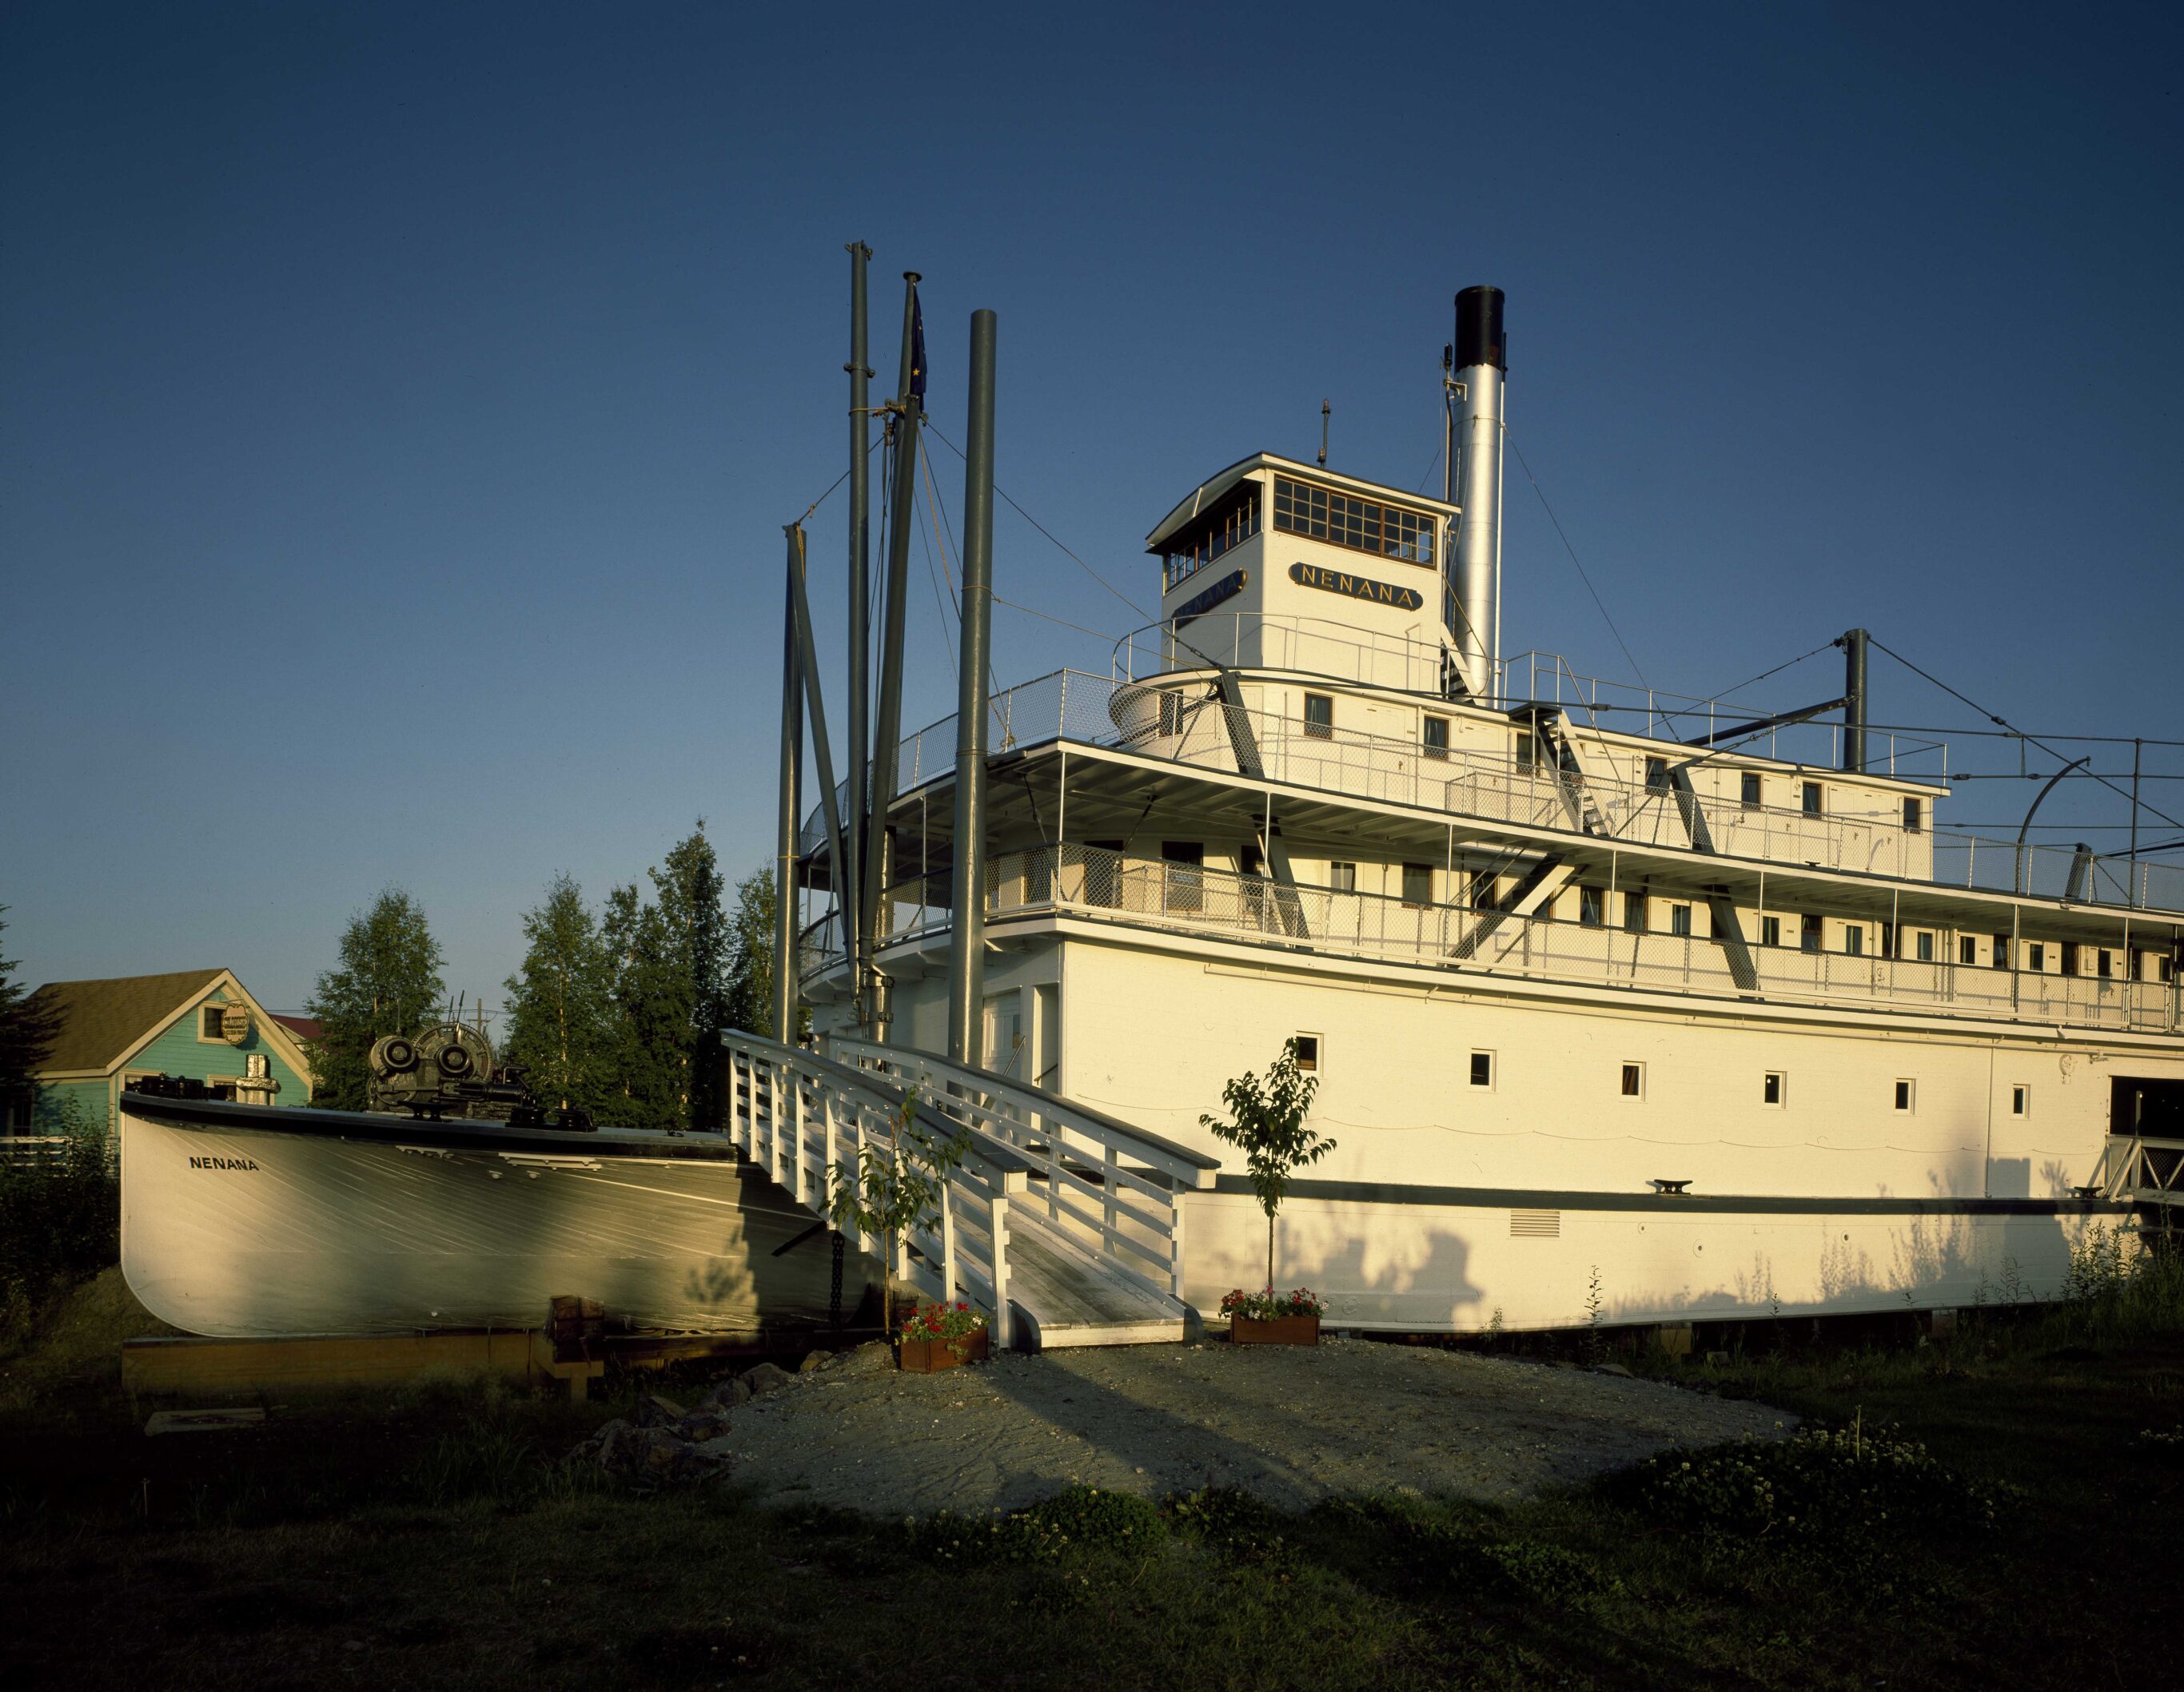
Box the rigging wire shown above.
[1867,637,2184,836]
[1507,433,1649,691]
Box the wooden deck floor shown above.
[1002,1212,1196,1349]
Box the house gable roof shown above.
[29,969,227,1073]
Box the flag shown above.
[908,293,927,407]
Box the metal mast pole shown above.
[858,273,924,1038]
[773,527,805,1045]
[845,243,872,993]
[947,309,998,1065]
[1841,627,1869,774]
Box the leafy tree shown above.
[724,863,779,1039]
[304,889,445,1110]
[0,906,64,1117]
[596,825,730,1133]
[1200,1039,1333,1296]
[654,827,730,1131]
[502,873,613,1115]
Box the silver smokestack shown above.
[1449,285,1505,702]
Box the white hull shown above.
[121,1098,869,1338]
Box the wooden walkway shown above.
[998,1209,1198,1349]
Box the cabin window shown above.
[1160,841,1204,914]
[1916,931,1935,963]
[1272,475,1436,564]
[1802,781,1823,816]
[1515,729,1536,773]
[2165,955,2177,984]
[1761,914,1782,948]
[1893,1079,1915,1113]
[1422,715,1449,760]
[1671,904,1693,938]
[1763,1071,1786,1108]
[2060,942,2078,977]
[1799,914,1823,953]
[1468,869,1498,910]
[1844,926,1864,957]
[1292,1034,1321,1073]
[1157,689,1188,738]
[1578,886,1604,928]
[1879,922,1896,959]
[199,1005,225,1041]
[1624,891,1648,932]
[1401,862,1433,908]
[2098,949,2114,979]
[2011,1085,2028,1117]
[1992,934,2011,969]
[1903,797,1923,833]
[1328,861,1357,894]
[1161,482,1261,591]
[1645,756,1670,792]
[1469,1050,1495,1089]
[1302,693,1333,739]
[1084,839,1126,907]
[1959,936,1977,965]
[2028,942,2046,972]
[1620,1062,1644,1099]
[1741,771,1762,810]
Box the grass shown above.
[3,1244,2182,1690]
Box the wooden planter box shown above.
[1229,1314,1321,1347]
[898,1328,990,1373]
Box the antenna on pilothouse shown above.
[1317,399,1329,466]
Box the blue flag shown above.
[908,293,927,407]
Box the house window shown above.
[1800,914,1823,953]
[1903,797,1923,833]
[1328,861,1357,894]
[1670,904,1693,938]
[1645,756,1670,792]
[1161,841,1204,914]
[1763,1071,1786,1107]
[2028,942,2046,972]
[1844,925,1863,957]
[2011,1085,2028,1117]
[1916,931,1935,963]
[1992,934,2011,969]
[1292,1035,1321,1073]
[1624,891,1648,932]
[1272,475,1436,564]
[1959,936,1978,965]
[1401,862,1433,908]
[1422,715,1449,760]
[199,1005,226,1041]
[1741,771,1762,810]
[1620,1062,1644,1098]
[1302,693,1333,739]
[1802,782,1823,816]
[1761,914,1782,948]
[1893,1079,1915,1113]
[1578,886,1604,928]
[1469,1050,1495,1089]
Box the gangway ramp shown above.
[723,1032,1220,1349]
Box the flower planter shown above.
[898,1327,990,1373]
[1229,1314,1321,1347]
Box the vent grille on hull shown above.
[1509,1208,1561,1239]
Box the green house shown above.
[14,969,316,1134]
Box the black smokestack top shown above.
[1454,285,1506,372]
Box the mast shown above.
[947,309,998,1065]
[1841,627,1870,773]
[772,525,804,1045]
[844,243,871,981]
[857,273,925,1037]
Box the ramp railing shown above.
[723,1030,1033,1347]
[832,1038,1222,1306]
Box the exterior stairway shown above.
[723,1031,1220,1349]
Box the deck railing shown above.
[804,846,2183,1036]
[833,1039,1220,1305]
[799,668,2184,915]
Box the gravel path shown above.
[705,1339,1791,1517]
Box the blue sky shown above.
[4,2,2179,1015]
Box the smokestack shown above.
[1449,285,1505,702]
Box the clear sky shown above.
[4,2,2179,1016]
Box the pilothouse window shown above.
[1272,476,1435,564]
[1161,483,1261,591]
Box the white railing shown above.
[835,1037,1220,1306]
[0,1135,74,1168]
[807,845,2182,1036]
[2096,1135,2184,1205]
[723,1030,1030,1346]
[799,668,2184,916]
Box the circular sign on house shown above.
[220,1004,251,1046]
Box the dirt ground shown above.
[707,1336,1791,1515]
